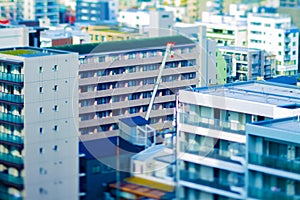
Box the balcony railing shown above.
[284,46,291,52]
[0,132,23,145]
[0,93,24,104]
[0,112,24,125]
[248,186,300,200]
[0,172,23,188]
[249,152,300,174]
[180,142,244,164]
[0,72,24,83]
[180,171,244,192]
[180,112,245,135]
[0,153,23,166]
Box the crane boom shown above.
[145,42,175,121]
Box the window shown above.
[39,66,43,73]
[278,51,282,55]
[278,33,282,37]
[53,105,58,111]
[293,51,296,55]
[95,35,99,41]
[265,23,271,27]
[53,65,57,71]
[53,85,57,91]
[39,147,43,154]
[39,87,43,93]
[53,145,58,151]
[53,125,58,131]
[39,107,43,113]
[39,127,43,134]
[293,42,296,46]
[98,56,105,62]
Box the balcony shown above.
[0,132,23,147]
[180,142,245,164]
[0,153,23,168]
[284,37,291,43]
[284,46,291,52]
[0,112,24,126]
[249,152,300,174]
[180,171,244,193]
[0,172,23,189]
[248,187,300,200]
[0,72,24,85]
[284,55,291,61]
[0,93,24,105]
[180,112,245,135]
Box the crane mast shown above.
[145,42,175,121]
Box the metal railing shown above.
[0,132,23,145]
[249,152,300,174]
[180,112,245,135]
[0,112,24,124]
[180,171,244,191]
[0,93,24,104]
[0,72,24,83]
[248,186,300,200]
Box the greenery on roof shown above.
[51,35,194,55]
[0,49,40,56]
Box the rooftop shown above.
[259,116,300,133]
[51,35,194,55]
[0,47,70,57]
[193,81,300,106]
[218,46,261,53]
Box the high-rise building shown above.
[198,11,248,47]
[246,116,300,199]
[53,34,216,141]
[0,0,17,22]
[176,81,300,199]
[0,25,29,48]
[76,0,118,24]
[247,13,299,76]
[217,46,273,82]
[22,0,59,25]
[0,47,79,199]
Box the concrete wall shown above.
[22,52,79,199]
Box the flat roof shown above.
[0,47,71,57]
[193,81,300,106]
[51,35,194,55]
[258,116,300,134]
[119,116,149,127]
[218,46,261,53]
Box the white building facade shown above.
[0,47,79,199]
[247,13,299,76]
[176,81,300,199]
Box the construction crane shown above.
[145,42,175,121]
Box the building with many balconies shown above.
[247,13,299,76]
[176,81,300,199]
[246,116,300,199]
[0,47,79,199]
[53,33,217,142]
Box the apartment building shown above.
[217,46,274,83]
[85,25,143,43]
[76,0,118,24]
[176,81,300,199]
[118,10,174,37]
[0,25,29,48]
[246,117,300,199]
[198,12,248,47]
[247,13,299,76]
[0,47,79,199]
[22,0,59,25]
[54,34,216,141]
[0,0,17,22]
